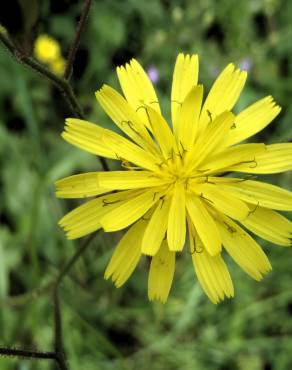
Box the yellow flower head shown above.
[34,34,61,64]
[51,56,66,76]
[56,53,292,304]
[0,24,8,35]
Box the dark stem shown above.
[54,233,96,288]
[0,348,57,361]
[51,233,97,370]
[53,289,68,370]
[0,32,84,119]
[0,233,96,369]
[0,282,53,307]
[0,3,107,368]
[64,0,92,80]
[100,156,110,171]
[0,31,109,172]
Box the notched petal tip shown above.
[116,64,123,71]
[274,104,282,114]
[148,294,168,304]
[104,268,111,280]
[129,58,139,66]
[240,70,248,82]
[114,281,123,289]
[267,96,281,111]
[64,117,83,128]
[225,62,235,71]
[214,294,234,305]
[55,191,65,199]
[95,84,108,96]
[54,178,62,187]
[191,53,199,60]
[58,218,65,227]
[175,52,198,63]
[251,265,272,282]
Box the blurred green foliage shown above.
[0,0,292,369]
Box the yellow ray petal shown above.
[216,214,272,280]
[60,200,102,239]
[225,96,281,146]
[116,59,160,128]
[176,85,203,150]
[199,64,247,131]
[191,239,234,304]
[227,143,292,174]
[215,179,292,211]
[95,85,157,154]
[241,204,292,247]
[55,172,108,198]
[99,188,164,232]
[186,195,221,256]
[171,53,199,133]
[167,182,186,251]
[62,118,116,158]
[197,111,235,156]
[100,130,160,172]
[98,171,172,190]
[105,220,146,287]
[185,111,235,172]
[144,105,177,159]
[197,143,266,174]
[198,183,249,220]
[59,190,140,239]
[142,198,171,256]
[148,241,175,304]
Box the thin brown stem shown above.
[0,3,108,369]
[0,347,57,361]
[0,32,84,118]
[54,233,96,288]
[53,289,68,370]
[64,0,92,80]
[0,31,109,172]
[0,282,53,308]
[51,233,97,370]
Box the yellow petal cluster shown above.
[34,34,65,76]
[56,53,292,304]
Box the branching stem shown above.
[64,0,92,80]
[0,1,106,368]
[0,32,84,119]
[0,348,57,361]
[54,233,97,288]
[0,22,109,171]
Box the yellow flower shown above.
[50,57,66,76]
[0,24,8,35]
[56,53,292,304]
[34,34,61,64]
[34,35,65,76]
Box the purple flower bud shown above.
[239,58,252,72]
[209,66,219,78]
[147,66,160,84]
